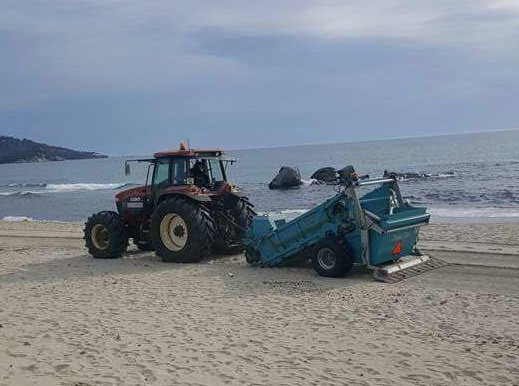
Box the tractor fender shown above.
[157,192,212,204]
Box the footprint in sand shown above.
[20,364,38,372]
[54,364,70,373]
[5,349,27,358]
[141,368,157,382]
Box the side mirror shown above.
[125,163,131,176]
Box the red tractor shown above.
[84,146,255,263]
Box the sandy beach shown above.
[0,220,518,386]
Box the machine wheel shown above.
[84,211,128,259]
[311,238,354,277]
[213,197,256,254]
[151,197,215,263]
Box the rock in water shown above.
[269,166,303,190]
[337,165,357,181]
[383,170,427,180]
[310,167,337,184]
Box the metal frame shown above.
[335,176,423,267]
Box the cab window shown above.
[153,159,170,189]
[171,159,188,185]
[207,159,225,182]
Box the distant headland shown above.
[0,135,107,164]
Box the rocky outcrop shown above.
[337,165,357,181]
[310,167,337,184]
[269,166,303,190]
[0,136,107,164]
[383,170,428,180]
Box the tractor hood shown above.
[115,185,150,202]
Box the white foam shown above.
[5,183,46,188]
[429,207,519,218]
[2,216,33,222]
[437,172,456,178]
[301,179,316,186]
[0,191,40,197]
[259,207,519,221]
[45,183,128,192]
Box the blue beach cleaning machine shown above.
[244,166,446,282]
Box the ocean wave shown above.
[403,195,425,204]
[0,182,137,198]
[494,189,519,203]
[1,182,136,192]
[2,216,34,221]
[3,182,48,188]
[435,172,457,178]
[429,207,519,218]
[396,171,457,181]
[0,191,41,198]
[45,182,134,192]
[260,206,519,220]
[421,188,519,205]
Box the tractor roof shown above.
[154,149,226,159]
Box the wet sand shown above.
[0,221,518,386]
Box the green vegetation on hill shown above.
[0,135,107,164]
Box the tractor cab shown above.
[118,148,238,214]
[151,149,232,192]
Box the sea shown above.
[0,130,518,224]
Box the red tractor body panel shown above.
[115,182,243,207]
[115,185,150,202]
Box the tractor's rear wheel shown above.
[311,238,354,277]
[151,197,215,263]
[84,211,128,259]
[213,197,256,254]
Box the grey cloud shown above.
[0,0,517,153]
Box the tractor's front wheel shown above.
[311,238,354,277]
[151,197,215,263]
[84,211,128,259]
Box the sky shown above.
[0,0,518,155]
